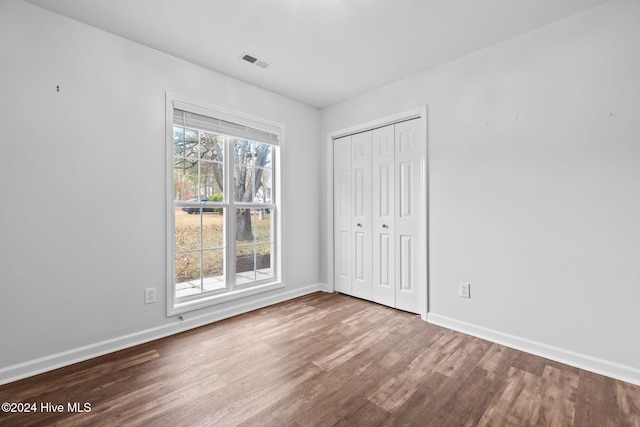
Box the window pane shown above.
[235,208,255,244]
[254,142,272,170]
[255,209,271,244]
[235,247,256,285]
[234,139,254,167]
[174,127,199,160]
[175,208,201,252]
[199,132,224,162]
[255,243,273,282]
[173,164,198,201]
[234,166,274,203]
[175,251,200,288]
[200,161,224,200]
[234,244,272,286]
[234,165,254,202]
[202,249,225,292]
[255,168,272,204]
[234,141,273,203]
[174,126,200,201]
[202,209,224,249]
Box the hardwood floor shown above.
[1,292,639,426]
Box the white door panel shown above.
[333,136,351,294]
[372,124,395,307]
[351,131,372,300]
[394,119,422,314]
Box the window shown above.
[167,96,283,315]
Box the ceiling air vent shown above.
[240,52,270,69]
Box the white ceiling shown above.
[24,0,610,109]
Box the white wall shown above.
[322,0,640,382]
[0,0,321,383]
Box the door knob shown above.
[382,224,388,229]
[357,223,362,227]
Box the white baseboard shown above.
[317,282,332,293]
[0,283,327,386]
[427,313,640,386]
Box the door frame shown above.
[325,106,429,320]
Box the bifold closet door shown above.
[333,118,422,315]
[350,131,373,301]
[333,135,352,294]
[372,124,395,307]
[394,119,422,314]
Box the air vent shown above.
[240,52,270,69]
[241,53,258,63]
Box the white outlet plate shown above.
[459,282,470,298]
[144,287,157,304]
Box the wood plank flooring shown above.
[1,292,639,426]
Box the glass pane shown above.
[175,208,201,252]
[200,161,224,200]
[255,243,273,282]
[234,139,255,202]
[234,139,254,167]
[235,247,256,285]
[255,209,271,244]
[234,141,273,203]
[202,249,225,292]
[255,168,272,204]
[175,251,200,287]
[202,209,224,249]
[234,165,254,202]
[199,132,224,162]
[235,208,256,244]
[254,142,272,170]
[173,164,198,201]
[174,126,199,160]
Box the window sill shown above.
[168,280,284,316]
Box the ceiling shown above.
[24,0,610,109]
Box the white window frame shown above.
[166,93,284,316]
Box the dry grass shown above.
[174,210,271,282]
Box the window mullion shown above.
[198,130,204,293]
[199,209,204,293]
[226,135,236,290]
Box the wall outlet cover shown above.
[144,287,157,304]
[459,282,471,298]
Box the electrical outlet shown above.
[144,287,157,304]
[459,282,470,298]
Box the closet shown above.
[333,118,423,314]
